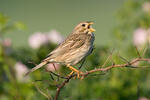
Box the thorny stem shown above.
[81,58,150,77]
[33,47,150,100]
[53,57,150,100]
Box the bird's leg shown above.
[68,71,74,76]
[67,65,83,78]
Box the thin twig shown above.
[135,46,141,58]
[28,61,37,66]
[119,56,130,64]
[50,71,68,79]
[142,45,147,57]
[49,73,55,80]
[34,83,52,100]
[52,63,60,81]
[78,59,85,69]
[101,49,114,68]
[54,75,75,100]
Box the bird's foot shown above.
[67,65,83,79]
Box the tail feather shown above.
[25,61,47,76]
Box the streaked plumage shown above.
[25,21,95,76]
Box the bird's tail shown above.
[24,61,48,76]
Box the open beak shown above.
[88,22,94,25]
[88,22,95,32]
[89,28,95,32]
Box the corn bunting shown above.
[25,21,95,77]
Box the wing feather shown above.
[44,33,86,61]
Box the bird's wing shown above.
[44,33,86,61]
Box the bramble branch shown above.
[81,57,150,77]
[54,75,74,100]
[53,57,150,100]
[34,47,150,100]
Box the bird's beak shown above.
[89,28,95,32]
[88,22,96,32]
[88,22,94,25]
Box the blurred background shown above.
[1,0,150,100]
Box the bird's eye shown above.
[82,24,86,27]
[88,25,90,29]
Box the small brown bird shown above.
[25,21,95,77]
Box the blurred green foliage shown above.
[0,13,26,34]
[1,0,150,100]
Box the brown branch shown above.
[53,57,150,100]
[81,58,150,77]
[54,75,74,100]
[30,45,150,100]
[49,71,68,79]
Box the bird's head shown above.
[72,21,95,34]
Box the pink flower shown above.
[142,2,150,12]
[47,30,64,44]
[45,63,60,72]
[2,38,12,47]
[28,32,48,49]
[15,62,29,82]
[28,30,64,49]
[133,28,147,47]
[139,97,149,100]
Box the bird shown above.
[25,21,95,78]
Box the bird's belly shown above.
[67,34,94,65]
